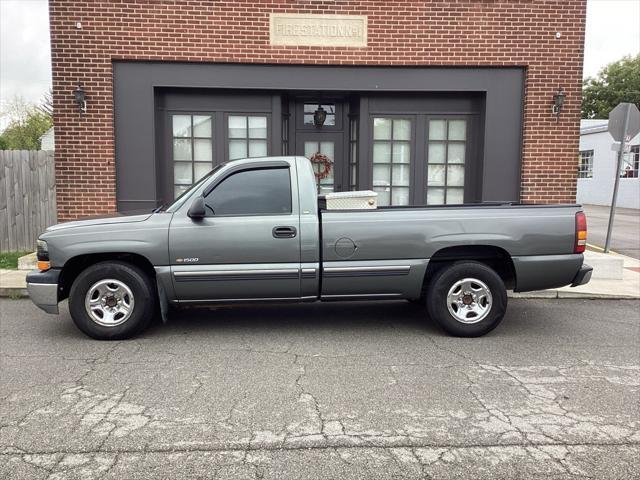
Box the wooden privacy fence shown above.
[0,150,56,253]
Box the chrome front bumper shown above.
[26,269,60,314]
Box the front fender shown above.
[42,214,173,268]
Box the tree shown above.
[0,94,53,150]
[582,55,640,119]
[37,88,54,117]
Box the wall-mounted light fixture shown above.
[313,105,327,127]
[552,87,565,121]
[73,83,86,115]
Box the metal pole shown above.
[604,104,631,253]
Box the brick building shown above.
[49,0,587,221]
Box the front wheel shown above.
[68,261,156,340]
[426,261,507,337]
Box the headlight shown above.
[36,239,49,261]
[36,239,51,271]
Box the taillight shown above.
[575,211,587,253]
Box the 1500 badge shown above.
[176,258,199,263]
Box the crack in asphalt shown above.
[3,440,638,457]
[4,441,638,480]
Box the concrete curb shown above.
[0,288,29,298]
[509,291,639,300]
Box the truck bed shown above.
[318,203,583,295]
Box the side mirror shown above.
[187,196,206,220]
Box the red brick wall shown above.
[49,0,587,220]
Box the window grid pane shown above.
[426,119,467,205]
[193,138,212,162]
[372,117,412,206]
[248,140,268,157]
[192,115,212,138]
[172,115,191,137]
[172,114,214,199]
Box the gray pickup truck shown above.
[28,156,592,340]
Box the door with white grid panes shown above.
[171,114,214,199]
[371,117,412,206]
[426,119,467,205]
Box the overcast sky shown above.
[1,0,639,116]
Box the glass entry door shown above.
[295,132,345,195]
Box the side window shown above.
[204,168,292,216]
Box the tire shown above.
[68,261,157,340]
[426,261,507,337]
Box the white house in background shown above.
[577,119,639,210]
[39,127,55,151]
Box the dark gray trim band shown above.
[321,293,404,299]
[173,268,299,282]
[322,265,410,278]
[175,297,303,303]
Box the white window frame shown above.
[578,150,593,179]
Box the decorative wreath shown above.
[310,152,333,180]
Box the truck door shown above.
[169,163,301,301]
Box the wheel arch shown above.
[59,252,157,301]
[423,245,516,292]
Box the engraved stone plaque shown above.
[270,13,367,48]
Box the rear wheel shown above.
[68,261,156,340]
[426,261,507,337]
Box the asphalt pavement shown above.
[583,204,640,259]
[1,298,639,479]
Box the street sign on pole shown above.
[610,142,632,153]
[608,103,640,141]
[604,102,640,253]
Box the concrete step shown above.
[17,252,37,271]
[584,250,624,280]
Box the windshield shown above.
[164,163,226,212]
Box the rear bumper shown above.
[512,254,586,292]
[570,263,593,287]
[26,269,60,314]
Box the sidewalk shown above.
[1,251,638,300]
[511,250,640,299]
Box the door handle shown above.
[272,226,297,238]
